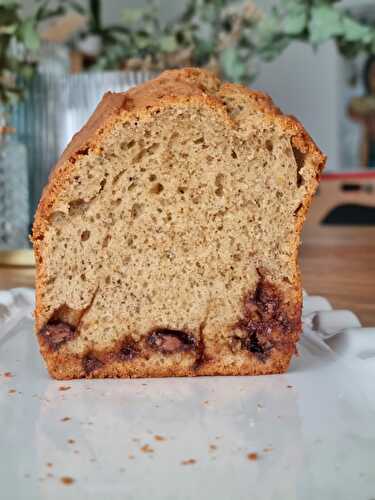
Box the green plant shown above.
[256,0,375,62]
[67,0,261,82]
[0,0,64,105]
[168,0,261,82]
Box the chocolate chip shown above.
[39,322,76,351]
[148,329,195,354]
[118,344,138,361]
[232,277,299,361]
[245,335,264,354]
[83,355,103,374]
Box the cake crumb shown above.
[181,459,196,465]
[247,452,258,461]
[60,476,74,485]
[128,454,135,460]
[154,435,166,442]
[67,439,75,444]
[4,372,12,378]
[140,444,154,453]
[209,444,217,451]
[263,447,273,453]
[59,385,71,391]
[46,463,53,468]
[203,400,209,405]
[8,389,16,394]
[61,416,71,422]
[287,385,293,389]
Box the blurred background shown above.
[1,0,375,256]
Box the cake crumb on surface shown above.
[181,459,196,465]
[4,372,12,378]
[59,385,71,391]
[263,447,273,452]
[67,439,75,444]
[209,444,217,451]
[8,389,16,394]
[154,435,166,441]
[140,444,154,453]
[247,452,258,461]
[60,476,74,485]
[46,463,53,468]
[61,417,71,422]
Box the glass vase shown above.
[0,112,29,250]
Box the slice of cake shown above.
[32,68,325,379]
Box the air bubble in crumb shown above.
[150,183,163,194]
[131,204,142,218]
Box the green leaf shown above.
[282,4,307,35]
[258,37,289,61]
[0,1,19,6]
[160,35,177,53]
[122,8,146,25]
[255,11,280,48]
[133,32,153,50]
[17,18,40,51]
[308,5,343,46]
[17,63,35,80]
[341,16,373,43]
[219,46,247,82]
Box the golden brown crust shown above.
[39,343,294,380]
[32,67,325,379]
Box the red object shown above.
[322,171,375,181]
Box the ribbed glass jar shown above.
[0,111,29,250]
[13,70,157,217]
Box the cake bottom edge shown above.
[40,346,295,380]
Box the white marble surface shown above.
[0,288,374,500]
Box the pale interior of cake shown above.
[36,93,319,374]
